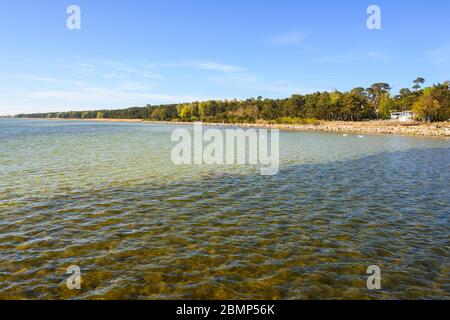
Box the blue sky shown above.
[0,0,449,115]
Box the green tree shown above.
[378,93,395,119]
[412,83,449,122]
[151,108,167,121]
[395,88,415,111]
[367,83,391,115]
[413,77,425,91]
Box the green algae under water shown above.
[0,119,448,299]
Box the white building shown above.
[390,111,414,122]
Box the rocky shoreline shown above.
[14,118,450,137]
[145,120,450,137]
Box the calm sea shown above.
[0,119,448,299]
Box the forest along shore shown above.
[17,118,450,137]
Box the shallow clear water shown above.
[0,119,448,299]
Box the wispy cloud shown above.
[117,81,157,91]
[57,60,162,81]
[162,61,243,73]
[56,62,97,76]
[269,32,306,45]
[24,86,210,108]
[189,61,243,73]
[25,76,65,83]
[314,53,355,64]
[315,50,391,64]
[6,57,305,113]
[207,72,321,95]
[367,51,390,61]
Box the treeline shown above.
[16,79,450,123]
